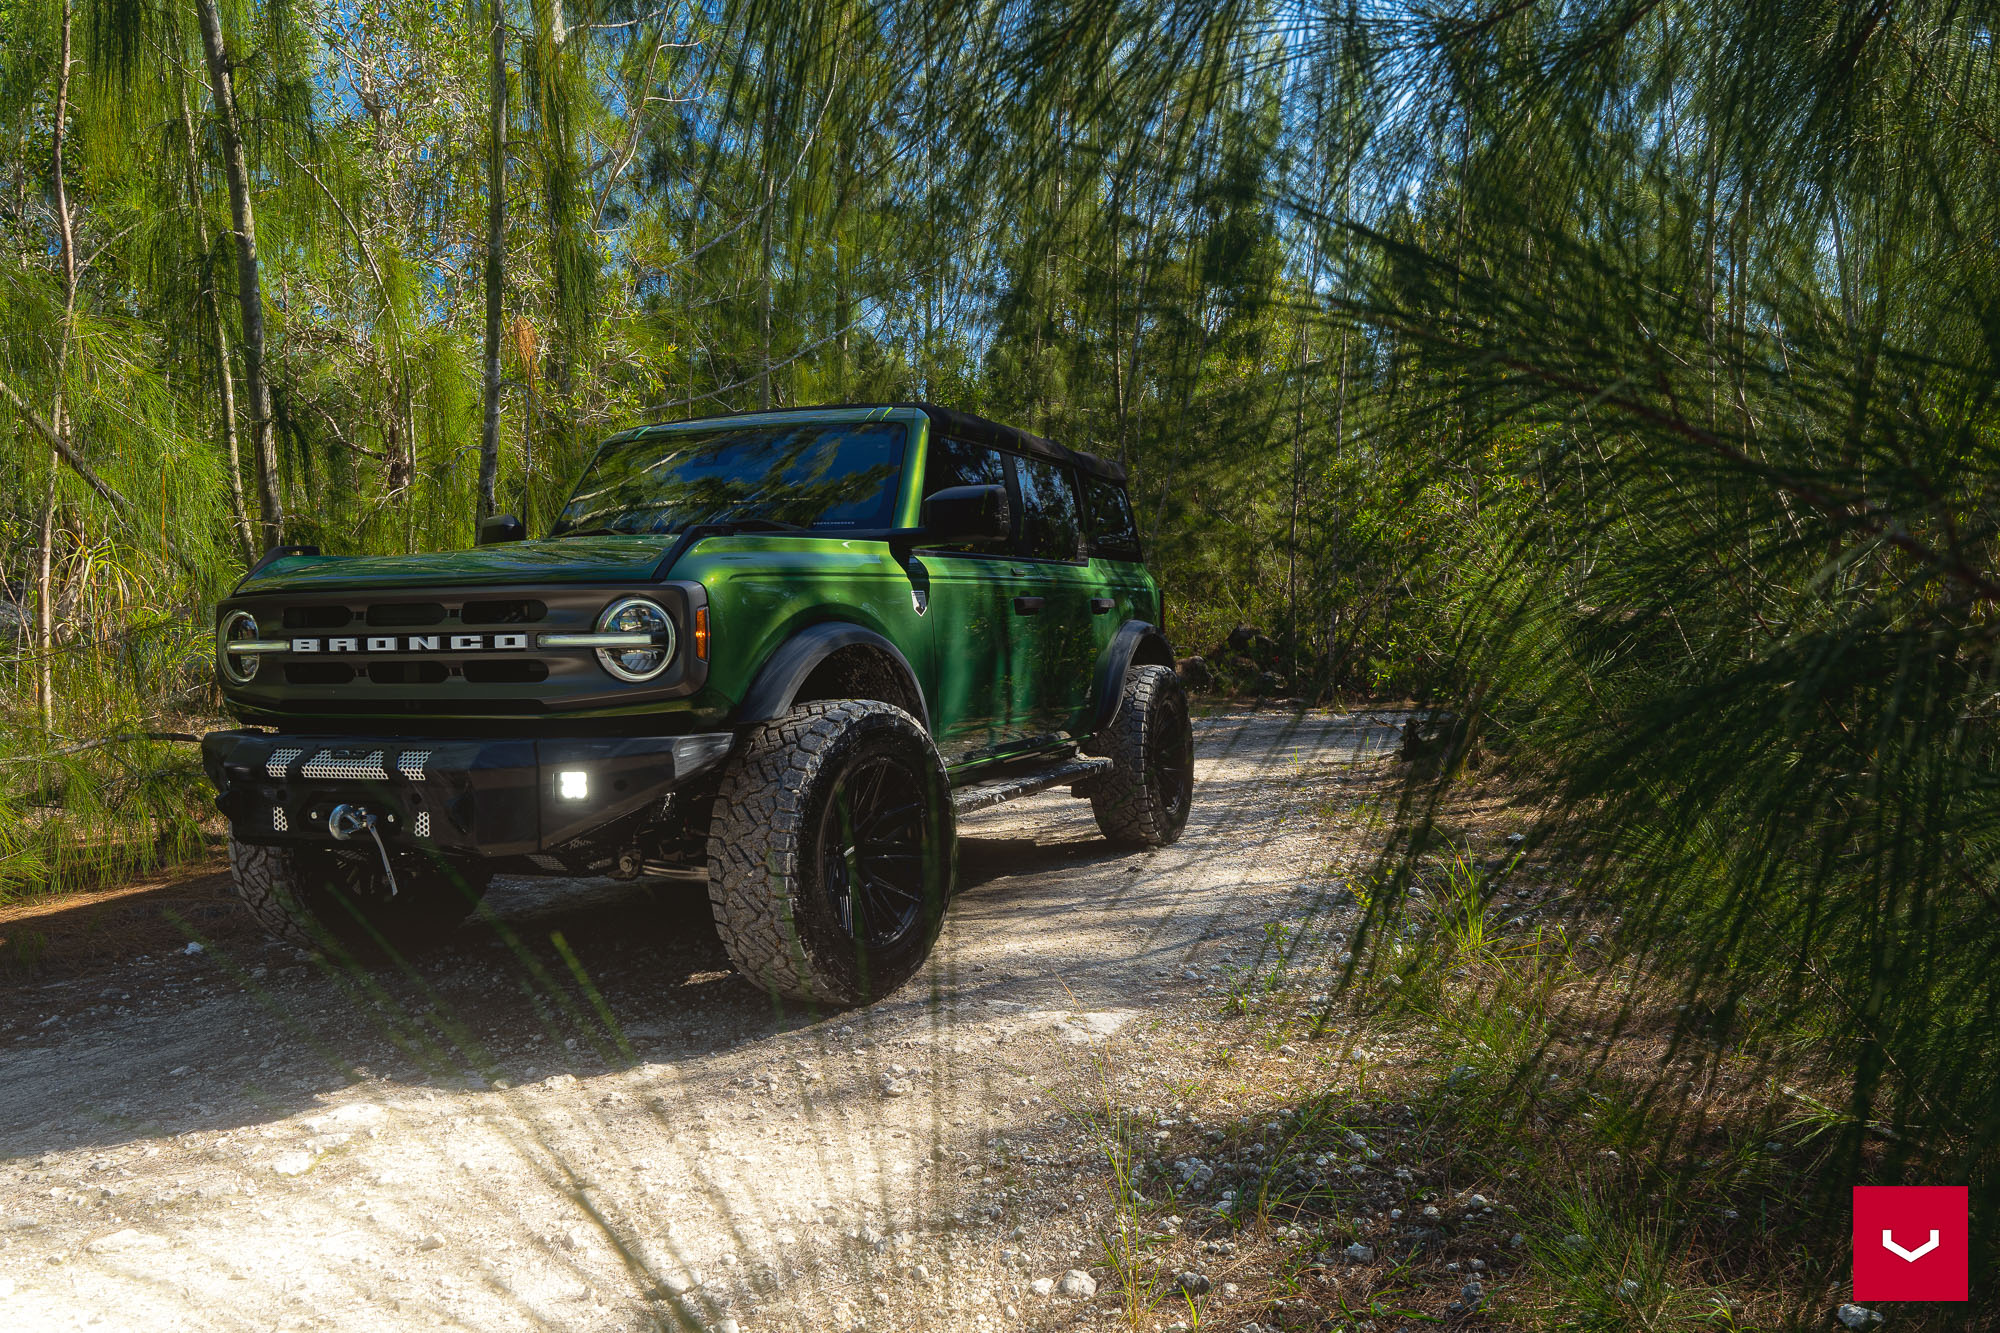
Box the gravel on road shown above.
[0,708,1402,1332]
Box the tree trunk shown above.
[1287,316,1307,683]
[35,0,78,731]
[834,236,849,402]
[478,0,507,523]
[758,101,775,411]
[196,0,284,550]
[176,77,255,567]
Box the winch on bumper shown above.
[201,730,735,857]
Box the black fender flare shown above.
[1090,620,1177,733]
[737,621,930,731]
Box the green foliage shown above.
[1329,0,2000,1295]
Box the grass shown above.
[0,611,221,905]
[1059,1064,1181,1328]
[1053,766,1981,1332]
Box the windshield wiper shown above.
[717,517,806,532]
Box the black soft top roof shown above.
[646,402,1129,486]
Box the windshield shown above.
[549,421,908,537]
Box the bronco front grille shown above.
[218,580,709,716]
[259,595,558,694]
[283,605,354,630]
[366,602,448,627]
[365,661,449,686]
[461,599,547,625]
[286,662,355,685]
[462,660,549,684]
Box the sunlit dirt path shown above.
[0,708,1401,1332]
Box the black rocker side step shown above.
[952,755,1112,814]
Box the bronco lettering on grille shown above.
[286,633,530,653]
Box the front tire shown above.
[228,839,489,955]
[706,700,956,1006]
[1088,664,1195,847]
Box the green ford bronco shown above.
[202,404,1192,1004]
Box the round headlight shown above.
[218,610,261,684]
[595,597,675,682]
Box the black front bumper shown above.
[202,730,735,857]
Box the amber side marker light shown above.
[693,606,710,660]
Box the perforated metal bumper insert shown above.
[300,749,390,781]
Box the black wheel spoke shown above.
[861,870,921,905]
[819,751,934,949]
[858,798,924,838]
[854,762,888,819]
[861,874,922,934]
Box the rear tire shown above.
[1087,664,1195,847]
[706,700,955,1006]
[227,839,489,955]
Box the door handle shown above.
[1090,598,1115,614]
[1013,596,1045,615]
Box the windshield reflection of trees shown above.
[555,426,901,535]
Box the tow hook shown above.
[328,803,401,898]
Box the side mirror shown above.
[476,513,526,546]
[921,484,1010,544]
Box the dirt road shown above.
[0,708,1400,1332]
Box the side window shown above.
[924,437,1006,494]
[1014,455,1084,562]
[922,437,1008,553]
[1084,477,1141,560]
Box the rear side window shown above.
[924,437,1006,493]
[1084,476,1141,560]
[1014,456,1085,562]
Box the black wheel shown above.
[228,838,490,955]
[1086,664,1195,847]
[706,700,956,1005]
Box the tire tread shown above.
[1088,664,1192,848]
[705,699,950,1005]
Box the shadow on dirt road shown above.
[0,824,1139,1161]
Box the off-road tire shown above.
[228,839,490,955]
[706,700,956,1006]
[1087,664,1195,848]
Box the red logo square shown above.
[1853,1186,1969,1301]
